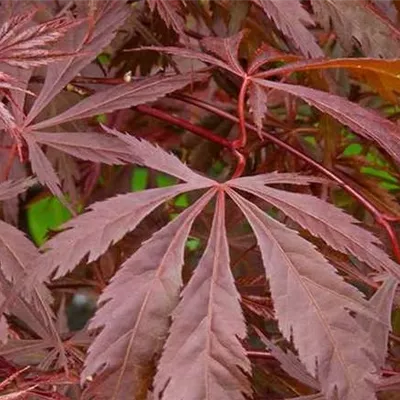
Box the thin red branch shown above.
[231,77,250,178]
[173,94,400,265]
[135,104,234,150]
[235,76,250,150]
[232,149,246,178]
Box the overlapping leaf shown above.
[253,326,320,391]
[251,0,323,58]
[355,277,397,368]
[0,2,399,399]
[247,80,269,136]
[30,183,205,285]
[141,33,246,77]
[31,72,207,130]
[0,2,128,205]
[24,0,130,125]
[31,132,131,165]
[259,58,400,104]
[83,189,216,399]
[201,32,246,77]
[0,218,62,364]
[0,9,79,68]
[229,177,400,278]
[104,126,214,185]
[371,0,398,21]
[24,135,65,202]
[25,127,213,287]
[311,0,400,58]
[252,78,400,164]
[0,177,36,202]
[154,191,251,400]
[227,188,387,400]
[24,63,205,201]
[147,0,187,38]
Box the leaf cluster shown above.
[0,1,399,400]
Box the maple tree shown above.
[0,0,400,399]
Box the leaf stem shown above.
[231,77,250,178]
[232,149,246,178]
[246,350,273,360]
[235,76,250,149]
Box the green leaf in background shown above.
[97,52,110,66]
[209,160,225,178]
[156,173,177,187]
[131,168,190,208]
[343,143,399,189]
[303,135,317,146]
[155,173,190,208]
[174,193,189,208]
[361,167,400,190]
[343,143,362,156]
[95,113,108,124]
[27,196,72,246]
[130,167,149,192]
[186,237,200,251]
[392,307,400,336]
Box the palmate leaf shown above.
[83,189,217,399]
[311,0,400,58]
[24,121,397,400]
[24,0,130,126]
[4,1,128,204]
[226,187,388,400]
[229,176,400,279]
[24,74,205,202]
[252,78,400,164]
[25,128,214,288]
[251,0,323,58]
[0,8,79,68]
[153,190,251,400]
[24,69,207,200]
[201,32,246,77]
[147,0,187,38]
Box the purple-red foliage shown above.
[0,1,400,399]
